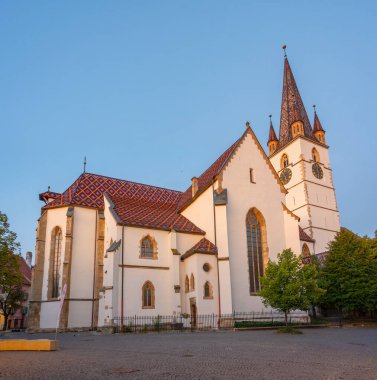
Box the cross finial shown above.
[282,44,287,57]
[48,186,50,192]
[83,156,87,173]
[313,104,317,114]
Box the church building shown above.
[29,51,340,330]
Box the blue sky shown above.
[1,1,376,254]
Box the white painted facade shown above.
[270,137,340,253]
[33,123,339,330]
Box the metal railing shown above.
[112,311,310,333]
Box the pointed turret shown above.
[312,105,326,144]
[267,115,278,155]
[278,46,315,148]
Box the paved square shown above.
[1,328,376,379]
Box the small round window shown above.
[203,263,210,272]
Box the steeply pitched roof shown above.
[107,193,204,234]
[313,111,325,133]
[178,126,288,212]
[42,173,182,211]
[18,256,31,286]
[299,226,315,242]
[267,119,278,143]
[279,57,316,148]
[41,173,204,235]
[181,237,218,260]
[177,138,241,211]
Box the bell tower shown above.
[268,47,340,254]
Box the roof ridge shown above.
[177,135,242,212]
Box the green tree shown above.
[0,211,23,330]
[319,228,377,316]
[260,249,325,326]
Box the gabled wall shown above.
[181,186,215,243]
[221,131,292,312]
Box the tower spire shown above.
[267,115,278,155]
[312,105,326,144]
[278,52,314,148]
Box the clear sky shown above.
[1,1,376,255]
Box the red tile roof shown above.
[177,138,240,211]
[39,191,61,202]
[107,193,204,234]
[41,173,204,235]
[181,238,218,260]
[18,256,31,286]
[299,226,315,242]
[42,173,181,210]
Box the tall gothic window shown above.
[50,227,62,298]
[190,273,195,291]
[185,275,189,293]
[140,236,156,259]
[142,281,155,309]
[246,209,266,293]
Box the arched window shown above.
[281,154,289,169]
[49,227,62,298]
[312,148,320,163]
[142,281,155,309]
[302,243,311,264]
[246,208,268,293]
[140,236,157,259]
[185,275,189,293]
[190,273,195,291]
[203,281,213,299]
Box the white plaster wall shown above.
[222,132,289,312]
[283,209,301,254]
[195,254,218,315]
[42,207,68,301]
[168,231,181,314]
[182,254,218,315]
[70,207,97,299]
[181,186,215,243]
[99,197,122,325]
[68,301,93,328]
[214,205,233,313]
[121,226,172,316]
[270,137,340,256]
[40,301,59,329]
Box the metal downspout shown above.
[212,183,222,321]
[121,226,125,329]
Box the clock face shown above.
[312,163,323,179]
[279,168,292,185]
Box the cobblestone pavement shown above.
[1,328,377,379]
